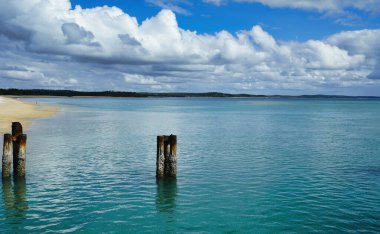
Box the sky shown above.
[0,0,379,95]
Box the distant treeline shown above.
[0,89,265,98]
[0,89,147,97]
[141,92,267,98]
[0,89,379,99]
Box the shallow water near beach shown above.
[1,97,380,233]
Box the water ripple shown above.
[1,98,379,233]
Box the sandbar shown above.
[0,96,59,135]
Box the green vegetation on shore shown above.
[0,89,379,99]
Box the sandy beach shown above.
[0,96,59,135]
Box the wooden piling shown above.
[12,122,23,140]
[13,134,27,177]
[157,134,177,179]
[12,122,23,175]
[2,134,12,178]
[170,135,177,158]
[156,136,165,178]
[164,135,177,178]
[12,122,26,177]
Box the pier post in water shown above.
[12,122,23,140]
[165,135,177,178]
[2,134,12,178]
[12,122,27,177]
[156,136,165,178]
[157,134,177,179]
[14,134,27,177]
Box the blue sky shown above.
[70,0,380,40]
[0,0,379,95]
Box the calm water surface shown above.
[1,98,380,233]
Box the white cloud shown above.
[68,78,78,84]
[251,25,277,50]
[0,69,44,81]
[0,0,379,95]
[326,29,380,58]
[300,40,364,69]
[124,74,159,85]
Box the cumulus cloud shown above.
[61,23,99,46]
[326,29,380,58]
[0,0,379,95]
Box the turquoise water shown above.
[1,98,380,233]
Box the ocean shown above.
[1,97,380,233]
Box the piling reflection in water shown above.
[2,178,13,211]
[13,177,28,217]
[1,177,28,224]
[156,178,177,214]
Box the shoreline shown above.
[2,95,380,100]
[1,89,379,99]
[0,96,59,135]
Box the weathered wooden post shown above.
[12,122,23,140]
[2,134,12,178]
[14,135,27,177]
[12,122,26,177]
[157,134,177,179]
[156,136,165,178]
[164,135,177,178]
